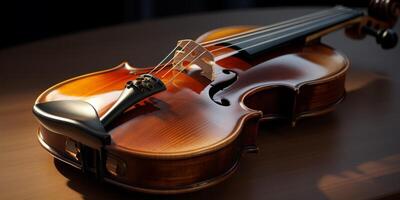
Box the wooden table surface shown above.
[1,7,400,200]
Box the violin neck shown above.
[219,6,364,58]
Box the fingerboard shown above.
[220,6,364,58]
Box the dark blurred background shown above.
[0,0,367,49]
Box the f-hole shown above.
[209,69,238,106]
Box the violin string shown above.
[164,10,348,80]
[208,10,350,53]
[200,6,349,47]
[153,53,176,74]
[148,7,346,77]
[200,8,339,47]
[220,17,345,59]
[153,41,192,74]
[163,9,352,84]
[149,41,182,74]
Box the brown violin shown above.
[33,0,399,194]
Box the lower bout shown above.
[38,127,243,194]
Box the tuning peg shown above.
[362,26,398,49]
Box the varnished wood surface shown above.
[36,43,346,157]
[1,7,400,200]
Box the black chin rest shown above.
[33,100,110,149]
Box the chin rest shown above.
[33,100,110,149]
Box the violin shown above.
[33,0,399,194]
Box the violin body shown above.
[33,1,399,194]
[37,26,348,193]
